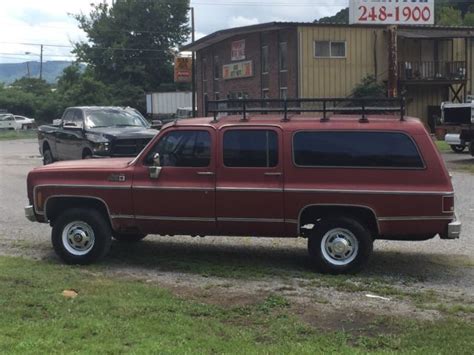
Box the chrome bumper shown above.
[25,205,36,222]
[443,214,461,239]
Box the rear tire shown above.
[52,208,112,265]
[83,150,92,159]
[450,145,465,153]
[308,216,373,274]
[43,149,55,165]
[469,142,474,157]
[112,233,147,243]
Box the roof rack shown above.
[205,97,406,123]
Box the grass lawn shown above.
[0,130,37,140]
[435,140,451,153]
[0,256,473,354]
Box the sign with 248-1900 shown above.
[349,0,434,25]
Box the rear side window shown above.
[293,131,424,168]
[223,130,278,167]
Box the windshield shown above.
[84,109,149,129]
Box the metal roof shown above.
[397,28,474,39]
[182,22,474,51]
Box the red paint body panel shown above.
[26,114,456,240]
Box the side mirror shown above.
[151,120,163,130]
[148,153,162,179]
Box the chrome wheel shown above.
[62,221,95,256]
[321,228,359,266]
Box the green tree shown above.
[437,6,463,26]
[56,66,112,107]
[464,12,474,26]
[351,75,386,99]
[315,8,348,24]
[73,0,190,93]
[9,77,51,96]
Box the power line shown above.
[192,1,347,6]
[0,41,173,53]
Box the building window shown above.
[314,41,346,58]
[293,132,424,168]
[262,45,269,74]
[279,42,288,71]
[214,55,219,79]
[262,89,269,99]
[280,88,288,100]
[215,92,220,100]
[223,130,278,168]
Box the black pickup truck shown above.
[38,106,158,164]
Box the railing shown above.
[205,97,406,122]
[398,61,467,81]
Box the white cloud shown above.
[229,16,259,28]
[0,0,348,63]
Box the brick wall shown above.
[196,27,298,116]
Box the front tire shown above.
[450,145,465,153]
[52,208,112,265]
[43,149,55,165]
[308,216,373,274]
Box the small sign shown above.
[349,0,435,25]
[231,40,246,61]
[223,60,253,80]
[174,56,192,83]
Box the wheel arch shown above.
[82,148,93,159]
[298,204,380,237]
[45,195,112,228]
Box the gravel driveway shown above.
[1,138,473,319]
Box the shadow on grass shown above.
[104,237,472,283]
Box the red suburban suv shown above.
[25,99,461,274]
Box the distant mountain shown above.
[0,61,84,85]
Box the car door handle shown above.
[264,172,282,176]
[197,172,215,176]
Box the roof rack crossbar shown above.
[206,97,406,122]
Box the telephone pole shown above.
[191,7,196,118]
[39,44,43,80]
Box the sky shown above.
[0,0,347,64]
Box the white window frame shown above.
[314,40,347,59]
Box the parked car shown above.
[441,101,474,156]
[38,106,158,165]
[25,100,460,274]
[176,107,194,119]
[14,115,36,130]
[444,133,469,153]
[0,114,17,130]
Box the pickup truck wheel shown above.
[83,150,92,160]
[43,149,55,165]
[308,217,373,274]
[52,208,112,265]
[112,233,147,243]
[450,145,465,153]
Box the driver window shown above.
[62,110,75,125]
[147,130,211,167]
[73,110,84,128]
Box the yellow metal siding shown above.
[298,26,387,98]
[406,87,446,123]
